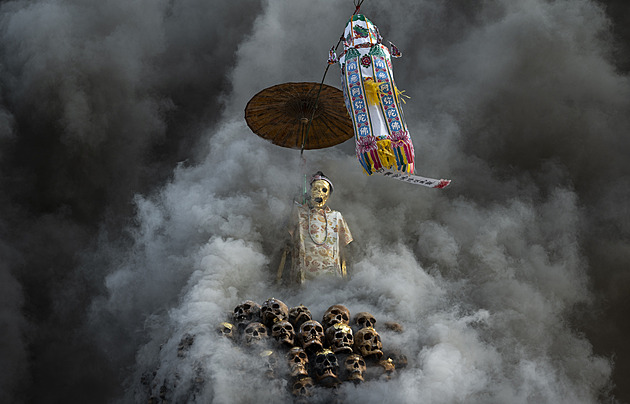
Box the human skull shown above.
[243,322,268,346]
[353,327,383,360]
[325,323,354,355]
[287,347,309,378]
[261,298,289,327]
[354,311,376,330]
[260,350,279,379]
[386,349,408,369]
[233,300,261,330]
[291,377,314,398]
[271,320,295,347]
[322,304,350,330]
[298,320,325,352]
[216,322,235,341]
[289,305,312,330]
[377,357,396,380]
[343,354,367,383]
[312,349,340,387]
[310,179,331,208]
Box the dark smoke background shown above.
[1,0,629,403]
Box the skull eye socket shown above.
[243,304,251,310]
[322,187,327,193]
[335,331,343,338]
[272,303,280,309]
[341,314,349,321]
[359,360,366,366]
[303,325,312,332]
[315,326,323,333]
[298,352,307,359]
[364,333,372,341]
[315,356,325,363]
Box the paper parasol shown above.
[245,82,353,150]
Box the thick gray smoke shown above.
[1,0,629,403]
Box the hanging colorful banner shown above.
[337,14,450,188]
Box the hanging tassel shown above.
[363,78,382,106]
[376,139,396,169]
[389,41,402,58]
[395,86,411,104]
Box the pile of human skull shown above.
[220,298,407,399]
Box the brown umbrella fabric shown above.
[245,82,353,150]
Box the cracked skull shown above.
[261,298,289,327]
[326,323,354,355]
[287,347,309,378]
[271,320,295,347]
[289,304,312,330]
[216,322,235,341]
[353,327,383,360]
[291,377,314,397]
[243,322,268,346]
[232,300,261,329]
[321,304,350,330]
[312,349,340,387]
[343,354,367,383]
[354,311,376,330]
[298,320,325,352]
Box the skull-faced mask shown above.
[310,179,331,208]
[353,327,383,360]
[343,354,367,383]
[322,304,350,330]
[271,320,295,347]
[326,323,354,355]
[289,305,312,330]
[287,347,309,378]
[354,311,376,330]
[244,322,268,347]
[261,298,289,327]
[298,320,325,352]
[312,349,340,387]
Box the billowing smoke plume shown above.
[1,0,629,403]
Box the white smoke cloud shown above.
[89,0,618,400]
[1,0,628,402]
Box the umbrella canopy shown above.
[245,82,353,150]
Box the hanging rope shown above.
[297,0,365,204]
[300,0,365,155]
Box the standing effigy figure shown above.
[278,172,353,284]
